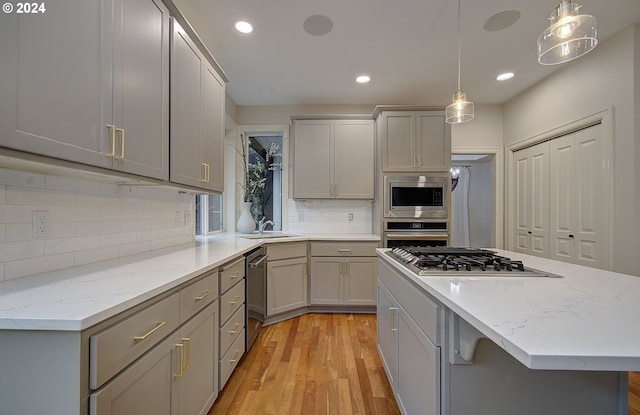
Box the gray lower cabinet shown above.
[266,243,308,316]
[89,270,219,415]
[218,257,246,390]
[377,260,441,415]
[170,19,225,191]
[309,241,377,306]
[0,0,170,180]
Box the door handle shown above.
[388,307,398,332]
[106,125,116,157]
[115,128,125,159]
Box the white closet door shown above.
[513,142,549,257]
[549,124,603,268]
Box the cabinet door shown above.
[170,20,205,188]
[0,0,110,168]
[112,0,169,180]
[267,258,308,316]
[415,111,450,171]
[90,333,179,415]
[376,281,399,391]
[343,257,377,306]
[293,120,333,198]
[397,309,440,415]
[309,258,342,305]
[381,112,415,172]
[177,303,218,415]
[334,120,375,198]
[202,63,225,192]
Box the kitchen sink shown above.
[240,232,299,239]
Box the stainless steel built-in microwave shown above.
[384,175,450,219]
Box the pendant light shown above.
[446,0,474,124]
[537,0,597,65]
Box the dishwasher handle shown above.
[248,254,268,268]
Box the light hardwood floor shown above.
[209,313,400,415]
[209,313,640,415]
[630,372,640,415]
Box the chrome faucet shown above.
[258,217,274,234]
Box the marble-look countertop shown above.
[0,233,379,331]
[377,248,640,371]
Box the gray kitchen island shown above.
[377,248,640,415]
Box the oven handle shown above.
[384,233,449,240]
[248,254,268,268]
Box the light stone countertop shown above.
[0,233,379,331]
[377,248,640,371]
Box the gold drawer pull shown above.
[229,295,241,306]
[230,350,242,363]
[134,321,166,342]
[115,128,125,159]
[338,248,352,253]
[182,338,191,370]
[229,271,240,280]
[229,322,240,335]
[194,289,214,301]
[106,125,116,157]
[388,308,398,332]
[174,343,184,378]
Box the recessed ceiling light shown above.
[496,72,515,81]
[356,75,371,84]
[235,21,253,34]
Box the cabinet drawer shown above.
[89,293,180,390]
[310,241,378,257]
[379,260,440,345]
[219,257,244,294]
[220,279,245,324]
[179,270,218,324]
[219,328,245,389]
[266,242,307,261]
[219,304,245,358]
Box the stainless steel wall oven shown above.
[383,221,449,248]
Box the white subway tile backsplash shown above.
[0,168,195,281]
[5,253,74,281]
[0,168,45,188]
[287,199,373,234]
[7,186,75,206]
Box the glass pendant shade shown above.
[446,90,474,124]
[537,0,597,65]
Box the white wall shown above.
[503,23,640,276]
[0,169,194,281]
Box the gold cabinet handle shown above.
[229,322,240,335]
[175,343,184,378]
[229,271,240,280]
[201,163,207,182]
[182,338,191,370]
[133,321,166,341]
[229,295,241,306]
[388,308,398,332]
[205,163,210,183]
[194,289,214,301]
[106,125,116,157]
[230,350,242,363]
[115,128,125,159]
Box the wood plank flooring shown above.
[630,372,640,415]
[208,313,400,415]
[210,313,640,415]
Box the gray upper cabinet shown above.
[378,110,450,172]
[170,19,225,192]
[0,0,170,180]
[293,118,374,199]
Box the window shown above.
[247,134,283,230]
[195,193,223,235]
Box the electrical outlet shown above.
[348,213,354,221]
[32,210,50,238]
[297,212,304,222]
[185,211,192,225]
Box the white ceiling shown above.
[173,0,640,107]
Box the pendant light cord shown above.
[456,0,461,91]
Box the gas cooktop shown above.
[386,247,562,278]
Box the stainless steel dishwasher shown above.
[245,246,267,351]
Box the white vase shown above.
[237,201,255,233]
